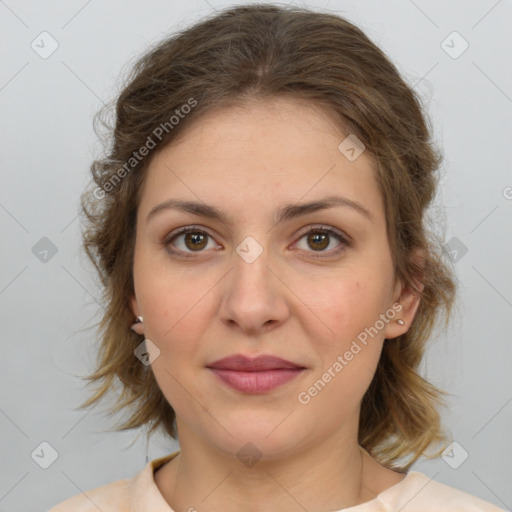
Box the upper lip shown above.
[206,354,305,371]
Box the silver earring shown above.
[130,316,144,333]
[397,319,405,325]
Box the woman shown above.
[50,4,505,511]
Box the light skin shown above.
[130,97,422,512]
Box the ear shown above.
[384,249,425,340]
[130,294,139,317]
[130,294,144,336]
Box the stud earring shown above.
[397,319,405,325]
[130,316,144,333]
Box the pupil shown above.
[187,233,206,250]
[309,232,328,251]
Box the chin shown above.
[199,413,312,461]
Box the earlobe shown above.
[130,316,144,335]
[385,252,425,340]
[129,295,144,335]
[384,289,421,340]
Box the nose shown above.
[219,239,290,336]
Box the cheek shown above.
[136,267,217,412]
[299,275,385,344]
[134,240,221,336]
[139,274,212,352]
[296,270,391,402]
[297,278,387,418]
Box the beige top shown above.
[49,450,505,511]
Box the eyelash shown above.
[163,224,351,259]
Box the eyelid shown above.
[163,224,216,245]
[295,224,351,244]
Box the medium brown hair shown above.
[79,3,456,470]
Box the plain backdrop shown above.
[0,1,511,510]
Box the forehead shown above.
[138,98,384,226]
[159,97,358,165]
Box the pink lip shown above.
[207,354,303,371]
[208,368,304,393]
[206,354,306,393]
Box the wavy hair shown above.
[78,3,456,471]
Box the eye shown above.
[163,224,350,258]
[164,226,219,256]
[294,225,350,257]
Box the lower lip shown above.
[208,368,304,393]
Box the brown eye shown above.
[307,231,330,251]
[183,232,208,251]
[164,224,349,258]
[165,227,217,255]
[295,226,350,256]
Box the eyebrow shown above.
[146,195,374,225]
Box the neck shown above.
[156,432,380,512]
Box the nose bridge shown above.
[231,234,272,291]
[235,234,266,267]
[219,232,289,332]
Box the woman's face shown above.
[131,97,409,459]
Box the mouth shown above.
[206,354,306,393]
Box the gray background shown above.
[1,0,511,510]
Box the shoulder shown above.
[48,451,180,512]
[48,477,131,512]
[384,471,506,511]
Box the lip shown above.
[207,354,304,371]
[206,354,306,393]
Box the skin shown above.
[130,97,422,511]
